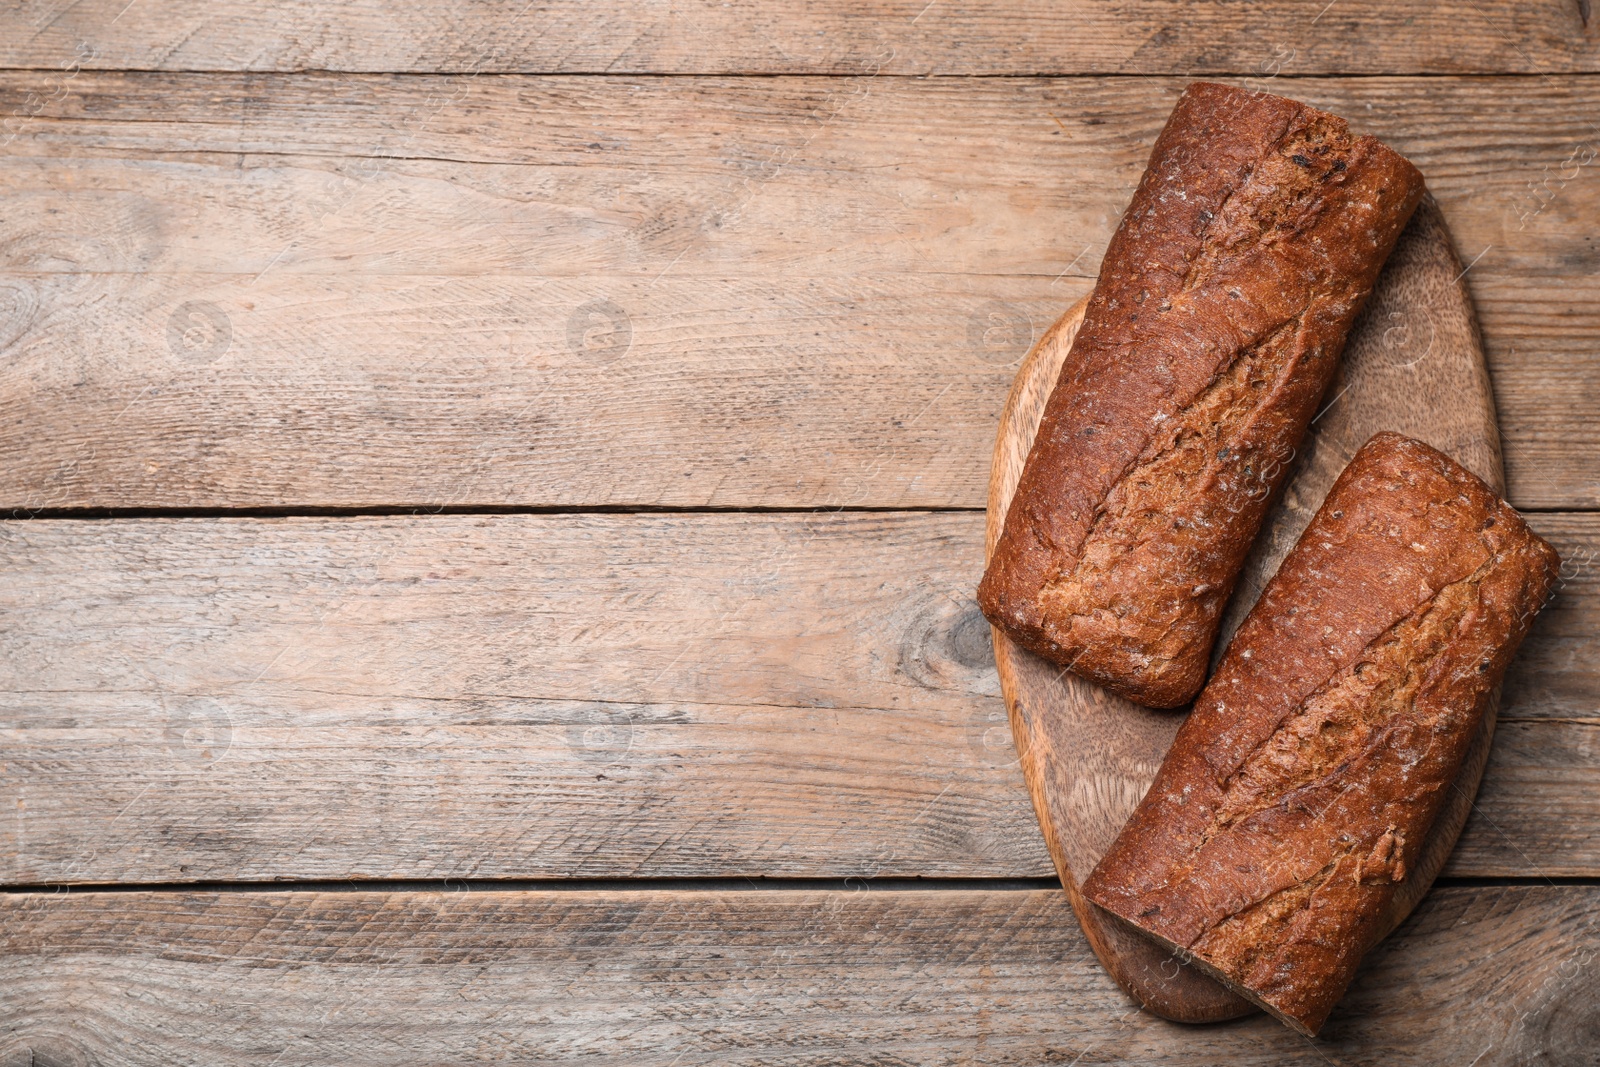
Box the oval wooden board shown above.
[985,196,1504,1024]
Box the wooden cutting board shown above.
[985,196,1504,1023]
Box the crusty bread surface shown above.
[1082,432,1561,1035]
[979,81,1427,707]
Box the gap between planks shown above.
[6,505,1599,520]
[5,69,1600,79]
[2,875,1598,895]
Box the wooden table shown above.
[1,3,1596,1063]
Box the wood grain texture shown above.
[0,73,1596,508]
[0,510,1593,886]
[1504,513,1600,720]
[0,885,1596,1066]
[0,3,1592,1057]
[1,0,1595,75]
[0,511,1034,884]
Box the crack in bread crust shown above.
[1132,553,1499,952]
[1181,111,1357,294]
[1209,550,1496,832]
[1036,312,1306,664]
[1038,109,1365,647]
[1081,433,1565,1036]
[1190,848,1353,971]
[977,82,1428,708]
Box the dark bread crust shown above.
[977,82,1426,707]
[1082,432,1561,1036]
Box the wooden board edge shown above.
[982,200,1512,1023]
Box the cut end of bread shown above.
[1091,903,1324,1037]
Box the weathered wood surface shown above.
[1,0,1596,75]
[1,74,1596,509]
[1505,513,1600,718]
[1,885,1595,1066]
[2,512,1594,885]
[0,4,1595,1057]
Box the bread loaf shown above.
[1082,432,1561,1036]
[977,82,1426,707]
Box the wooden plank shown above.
[1503,514,1600,719]
[0,512,1039,884]
[0,272,1065,513]
[1,512,1595,884]
[1,0,1596,75]
[1451,719,1600,877]
[1,885,1595,1064]
[1477,518,1600,878]
[0,74,1596,509]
